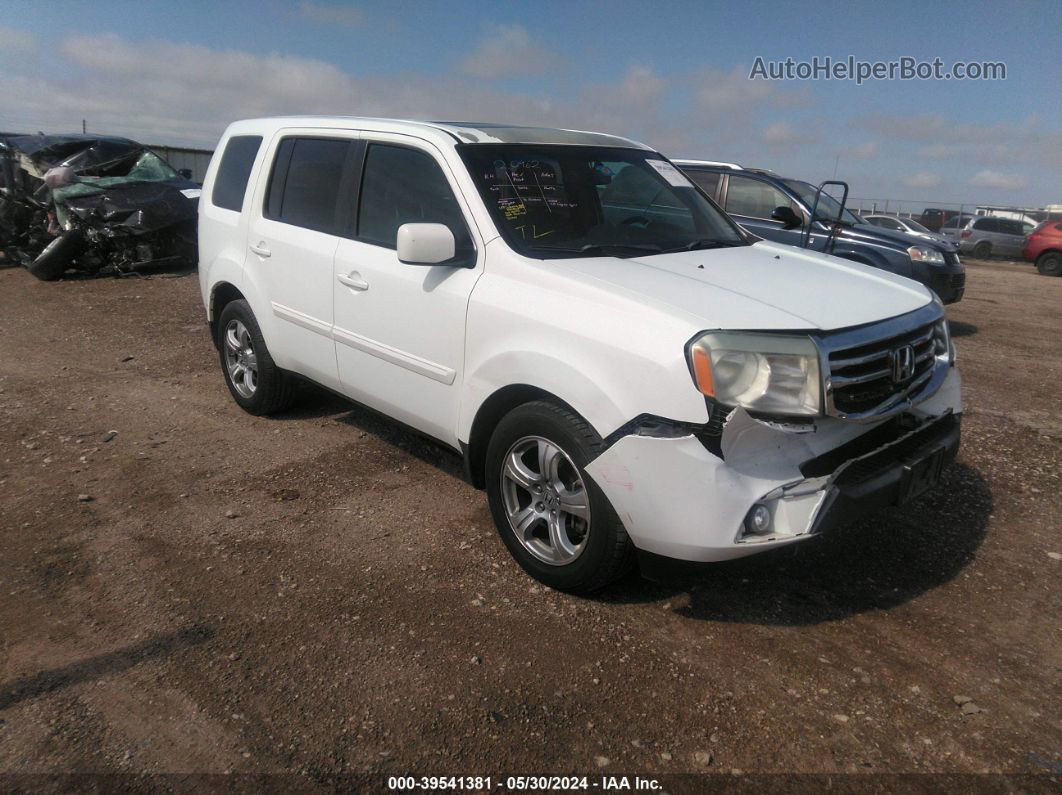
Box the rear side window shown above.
[687,170,720,198]
[357,144,473,258]
[211,135,262,212]
[725,175,798,219]
[266,137,353,233]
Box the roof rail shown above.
[672,159,743,170]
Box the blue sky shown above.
[2,0,1059,209]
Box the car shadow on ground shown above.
[596,462,992,626]
[948,320,978,338]
[273,386,991,626]
[268,383,467,479]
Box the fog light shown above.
[745,504,772,535]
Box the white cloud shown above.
[969,170,1027,191]
[458,25,560,79]
[297,1,362,28]
[761,121,810,147]
[853,112,1061,169]
[694,65,808,114]
[0,31,685,151]
[842,141,879,159]
[903,172,942,189]
[614,66,666,107]
[0,25,35,58]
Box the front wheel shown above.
[27,230,84,280]
[485,401,634,592]
[216,299,296,415]
[1036,251,1062,276]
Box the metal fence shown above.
[849,197,1056,226]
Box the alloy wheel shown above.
[223,319,258,398]
[500,435,591,565]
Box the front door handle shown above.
[337,272,369,291]
[249,242,271,258]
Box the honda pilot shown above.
[197,117,961,592]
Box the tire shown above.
[972,241,992,259]
[216,299,296,415]
[485,400,635,592]
[27,230,84,281]
[1036,251,1062,277]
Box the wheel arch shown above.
[463,384,588,489]
[209,281,246,347]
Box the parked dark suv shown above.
[674,161,965,304]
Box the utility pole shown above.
[82,119,86,134]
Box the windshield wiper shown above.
[528,242,664,258]
[666,239,745,252]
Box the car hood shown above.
[849,222,959,252]
[558,240,933,332]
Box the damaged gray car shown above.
[0,133,199,280]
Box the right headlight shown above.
[686,332,822,416]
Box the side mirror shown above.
[397,223,456,265]
[177,168,193,180]
[770,205,803,230]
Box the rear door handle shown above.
[337,272,369,291]
[249,242,271,258]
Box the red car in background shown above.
[1024,221,1062,276]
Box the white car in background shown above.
[197,117,962,592]
[863,213,957,250]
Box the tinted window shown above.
[1002,220,1024,235]
[358,144,472,258]
[726,175,798,219]
[687,170,720,198]
[211,135,262,212]
[266,137,351,232]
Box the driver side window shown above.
[725,175,798,220]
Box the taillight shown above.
[961,229,971,239]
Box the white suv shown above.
[198,117,961,592]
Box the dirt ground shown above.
[0,257,1059,791]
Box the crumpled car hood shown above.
[558,240,932,332]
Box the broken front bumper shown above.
[585,368,962,563]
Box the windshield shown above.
[458,144,747,258]
[782,179,861,225]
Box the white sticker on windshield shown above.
[180,188,202,199]
[645,159,693,188]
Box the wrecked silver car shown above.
[0,133,199,280]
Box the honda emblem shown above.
[890,344,915,383]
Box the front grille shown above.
[825,319,939,417]
[944,251,961,266]
[932,270,965,290]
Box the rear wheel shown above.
[485,401,635,592]
[27,230,84,281]
[973,241,992,259]
[1036,251,1062,276]
[216,300,296,415]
